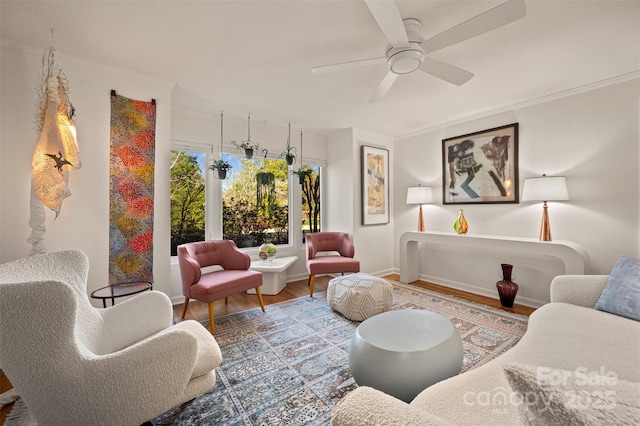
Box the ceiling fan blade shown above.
[421,0,526,53]
[419,57,474,86]
[364,0,409,48]
[312,57,387,75]
[369,71,399,103]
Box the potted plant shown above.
[232,140,259,159]
[279,143,297,166]
[209,159,232,179]
[292,165,313,184]
[278,129,297,165]
[238,141,259,159]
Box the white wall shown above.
[1,41,174,302]
[393,78,640,306]
[325,129,355,233]
[353,128,395,276]
[325,128,395,277]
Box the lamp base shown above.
[539,202,552,241]
[417,204,425,232]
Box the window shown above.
[170,147,322,254]
[169,149,207,256]
[301,165,321,241]
[221,153,289,248]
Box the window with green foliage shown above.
[169,149,206,256]
[301,165,321,240]
[170,147,322,254]
[222,153,289,248]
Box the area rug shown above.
[153,280,529,425]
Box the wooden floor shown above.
[175,274,535,322]
[0,275,534,424]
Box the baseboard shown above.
[390,268,544,308]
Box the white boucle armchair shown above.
[0,249,222,426]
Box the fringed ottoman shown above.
[327,273,393,321]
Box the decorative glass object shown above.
[496,263,519,308]
[259,242,277,263]
[454,209,468,234]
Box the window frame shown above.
[169,142,324,258]
[169,141,214,255]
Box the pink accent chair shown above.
[178,240,265,334]
[305,232,360,297]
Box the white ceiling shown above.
[1,0,638,137]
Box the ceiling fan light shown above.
[388,49,425,74]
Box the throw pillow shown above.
[503,364,640,425]
[594,255,640,321]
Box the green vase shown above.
[454,210,468,235]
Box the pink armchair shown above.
[305,232,360,297]
[178,240,265,333]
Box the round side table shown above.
[348,309,463,402]
[90,281,152,308]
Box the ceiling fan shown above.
[312,0,526,102]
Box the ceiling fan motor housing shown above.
[386,18,425,74]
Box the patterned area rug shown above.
[153,280,529,425]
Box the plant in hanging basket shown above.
[209,159,232,179]
[292,165,313,184]
[233,140,259,150]
[209,159,232,171]
[232,140,259,159]
[278,140,297,166]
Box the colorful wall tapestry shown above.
[109,92,156,285]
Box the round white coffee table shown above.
[348,309,463,402]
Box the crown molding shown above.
[396,71,640,140]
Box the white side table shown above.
[248,256,298,295]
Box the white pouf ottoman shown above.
[349,309,464,402]
[327,273,393,321]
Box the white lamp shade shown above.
[406,186,433,205]
[521,176,569,202]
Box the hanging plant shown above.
[292,165,314,184]
[256,171,276,216]
[278,123,297,166]
[232,114,259,159]
[209,159,232,179]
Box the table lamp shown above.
[406,185,433,232]
[521,175,569,241]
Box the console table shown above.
[399,231,589,284]
[248,256,298,295]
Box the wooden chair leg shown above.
[255,287,266,312]
[181,297,190,320]
[208,302,215,334]
[225,297,228,305]
[309,275,316,298]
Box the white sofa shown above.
[332,275,640,425]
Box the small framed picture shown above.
[361,145,390,225]
[442,123,519,204]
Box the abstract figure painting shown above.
[442,123,519,204]
[361,145,389,225]
[109,91,156,285]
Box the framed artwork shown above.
[361,145,390,225]
[442,123,519,204]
